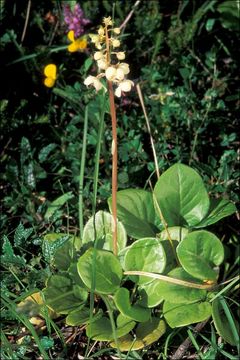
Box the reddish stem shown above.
[108,80,118,256]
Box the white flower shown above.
[105,66,117,81]
[115,80,134,97]
[112,38,120,48]
[116,52,125,60]
[98,26,105,36]
[116,68,125,81]
[118,63,129,75]
[97,59,108,70]
[113,27,121,34]
[103,17,113,26]
[94,51,103,60]
[84,75,104,92]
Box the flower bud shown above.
[98,26,105,36]
[116,68,125,81]
[118,63,129,74]
[116,52,125,60]
[105,66,117,81]
[112,38,120,48]
[94,51,103,60]
[97,59,108,70]
[113,27,121,34]
[103,17,113,26]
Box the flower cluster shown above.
[63,3,90,38]
[84,17,133,98]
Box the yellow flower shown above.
[43,64,57,88]
[67,30,87,52]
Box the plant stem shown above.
[108,80,118,256]
[105,21,118,256]
[79,106,88,238]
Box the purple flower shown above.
[63,3,90,38]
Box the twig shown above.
[124,271,215,290]
[21,0,31,44]
[136,83,160,179]
[170,319,209,359]
[120,0,141,30]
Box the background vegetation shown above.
[1,0,239,359]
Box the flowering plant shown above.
[84,17,134,98]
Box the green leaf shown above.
[195,198,237,228]
[43,232,81,251]
[77,248,122,294]
[163,301,212,328]
[159,226,189,242]
[108,189,158,239]
[44,192,74,220]
[14,223,33,247]
[53,241,77,271]
[42,234,72,263]
[140,268,207,307]
[1,236,26,267]
[66,307,103,326]
[124,238,166,284]
[153,164,210,227]
[43,275,88,314]
[177,230,224,281]
[82,210,127,252]
[38,144,57,163]
[212,297,240,346]
[157,239,178,273]
[138,280,164,308]
[110,318,166,351]
[86,315,136,341]
[114,287,151,322]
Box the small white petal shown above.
[93,78,103,91]
[97,59,108,70]
[112,38,120,48]
[115,86,122,97]
[116,52,125,60]
[118,63,129,74]
[113,27,121,34]
[84,75,95,86]
[94,51,103,60]
[119,80,134,92]
[98,26,104,36]
[116,68,125,81]
[105,66,117,81]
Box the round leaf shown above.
[86,315,136,341]
[108,189,158,238]
[66,307,103,326]
[154,164,210,227]
[139,267,207,307]
[114,287,151,322]
[159,226,189,242]
[177,230,224,281]
[82,211,127,252]
[43,275,88,314]
[163,301,212,328]
[124,238,166,284]
[77,248,122,294]
[110,318,166,351]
